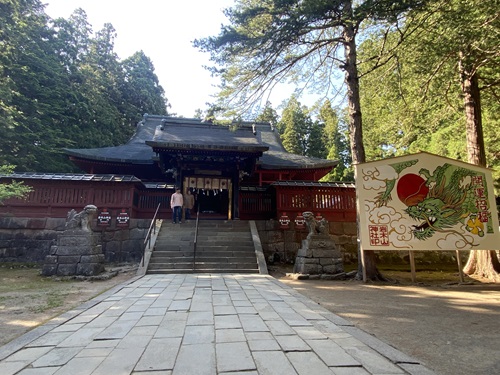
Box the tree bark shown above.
[463,250,500,281]
[342,8,383,281]
[458,54,500,281]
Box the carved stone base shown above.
[293,233,343,275]
[42,231,105,276]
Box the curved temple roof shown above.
[64,115,338,171]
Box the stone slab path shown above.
[0,274,435,375]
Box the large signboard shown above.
[355,152,500,251]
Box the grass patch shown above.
[28,291,66,313]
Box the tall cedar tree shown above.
[408,0,500,280]
[358,0,500,280]
[195,0,428,280]
[319,100,353,181]
[0,0,71,171]
[0,2,169,172]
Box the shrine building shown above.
[1,115,356,222]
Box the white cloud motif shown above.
[437,233,474,250]
[361,165,399,191]
[365,201,414,248]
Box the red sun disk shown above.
[397,173,429,206]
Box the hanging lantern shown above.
[294,214,305,230]
[279,212,291,229]
[315,212,323,222]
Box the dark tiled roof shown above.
[64,115,338,170]
[0,173,141,182]
[255,123,338,170]
[148,118,268,153]
[64,119,157,164]
[272,180,355,188]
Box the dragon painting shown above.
[376,162,492,244]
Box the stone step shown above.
[148,262,258,270]
[196,246,255,252]
[154,240,193,246]
[148,262,194,269]
[193,237,253,246]
[147,220,257,275]
[150,255,257,263]
[146,268,258,274]
[152,249,255,256]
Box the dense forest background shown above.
[0,0,169,172]
[1,0,498,193]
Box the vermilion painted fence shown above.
[0,177,357,222]
[0,179,145,218]
[238,190,274,220]
[274,184,356,222]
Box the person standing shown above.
[184,189,195,221]
[170,187,183,223]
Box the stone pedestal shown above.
[42,205,104,276]
[42,230,105,276]
[293,233,343,275]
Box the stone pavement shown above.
[0,274,435,375]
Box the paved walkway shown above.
[0,274,435,375]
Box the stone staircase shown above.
[146,220,260,274]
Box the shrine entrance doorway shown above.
[183,176,232,220]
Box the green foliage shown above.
[255,101,279,127]
[195,0,429,115]
[121,51,169,122]
[0,1,170,172]
[307,121,326,158]
[0,165,32,203]
[319,101,353,181]
[254,98,353,180]
[358,0,500,191]
[279,96,308,155]
[277,96,328,158]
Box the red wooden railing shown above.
[239,190,274,220]
[274,183,356,222]
[0,178,357,222]
[0,181,142,218]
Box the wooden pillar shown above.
[409,250,417,283]
[232,170,240,219]
[456,250,465,283]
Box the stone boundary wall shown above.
[255,220,468,266]
[0,217,149,264]
[0,217,470,266]
[255,220,358,265]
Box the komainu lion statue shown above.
[303,211,329,235]
[65,205,98,231]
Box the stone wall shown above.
[255,220,358,265]
[255,219,468,266]
[0,217,149,264]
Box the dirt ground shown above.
[1,263,499,375]
[0,263,137,347]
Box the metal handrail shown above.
[142,203,161,267]
[192,205,200,271]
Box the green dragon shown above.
[404,163,488,241]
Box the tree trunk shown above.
[460,62,486,167]
[458,55,500,281]
[342,9,383,281]
[463,250,500,281]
